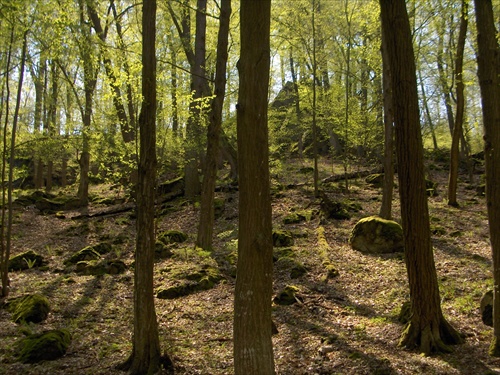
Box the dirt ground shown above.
[1,158,499,375]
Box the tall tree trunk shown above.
[312,0,319,198]
[474,0,500,357]
[233,0,275,373]
[197,0,231,251]
[289,51,303,159]
[379,26,394,220]
[184,0,208,200]
[380,0,463,355]
[418,66,438,150]
[120,0,170,373]
[77,0,97,206]
[436,22,455,135]
[0,26,14,298]
[46,60,58,192]
[448,0,468,207]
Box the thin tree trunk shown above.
[0,26,14,298]
[474,0,500,357]
[289,51,303,159]
[234,0,275,373]
[312,0,319,198]
[197,0,231,251]
[418,67,438,150]
[379,26,394,220]
[448,0,468,207]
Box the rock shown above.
[75,259,127,276]
[8,250,44,271]
[8,294,50,324]
[283,210,312,224]
[480,290,493,327]
[155,241,173,260]
[349,216,404,254]
[64,246,101,265]
[320,192,351,220]
[272,230,294,247]
[17,329,71,363]
[273,285,302,305]
[157,264,221,299]
[158,230,188,245]
[365,173,384,188]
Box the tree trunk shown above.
[379,26,394,220]
[474,0,500,357]
[380,0,463,355]
[312,0,319,198]
[289,51,303,158]
[233,0,275,373]
[197,0,231,251]
[448,0,468,207]
[184,0,208,200]
[120,0,169,373]
[0,26,15,298]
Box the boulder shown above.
[272,230,294,247]
[64,246,101,265]
[273,285,302,305]
[349,216,404,254]
[9,294,50,324]
[17,329,71,363]
[9,250,44,271]
[158,230,188,245]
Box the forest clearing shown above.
[0,157,497,375]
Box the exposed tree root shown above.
[399,317,463,355]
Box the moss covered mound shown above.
[272,230,294,247]
[365,173,384,188]
[273,285,302,305]
[349,216,404,254]
[158,230,188,245]
[157,264,221,299]
[76,259,127,276]
[17,329,71,363]
[9,294,50,324]
[64,246,101,265]
[8,250,44,271]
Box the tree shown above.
[447,0,468,207]
[119,0,171,373]
[379,24,394,220]
[473,0,500,357]
[196,0,231,251]
[379,0,463,354]
[233,0,275,373]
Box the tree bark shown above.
[197,0,231,251]
[380,0,463,355]
[120,0,168,373]
[233,0,275,373]
[447,0,468,207]
[474,0,500,357]
[379,25,394,220]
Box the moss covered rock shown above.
[8,250,44,271]
[9,294,50,324]
[365,173,384,188]
[64,246,101,266]
[158,230,188,245]
[349,216,404,254]
[273,285,302,305]
[75,259,127,276]
[17,329,71,363]
[155,241,173,260]
[481,290,493,327]
[320,192,351,220]
[157,264,221,299]
[272,230,294,247]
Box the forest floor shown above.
[0,156,498,375]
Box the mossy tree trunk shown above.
[233,0,275,373]
[380,0,463,355]
[474,0,500,357]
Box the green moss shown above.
[17,329,71,363]
[9,294,50,324]
[158,230,188,244]
[157,264,221,299]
